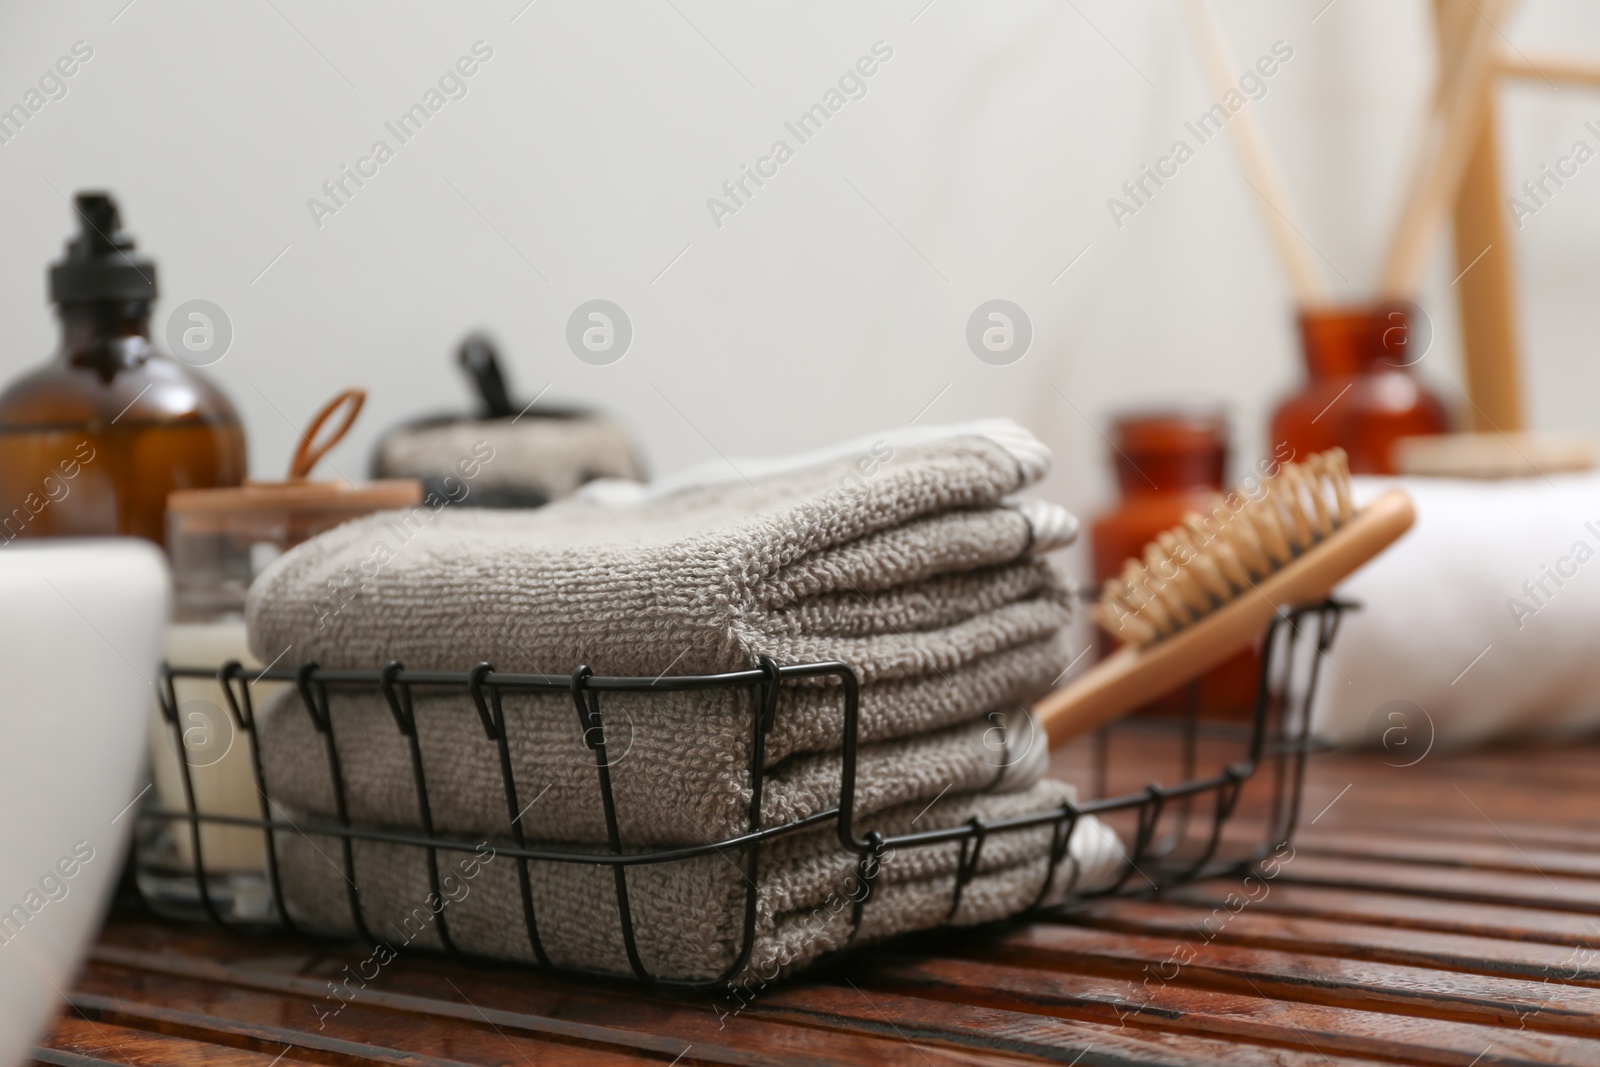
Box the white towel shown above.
[1314,472,1600,747]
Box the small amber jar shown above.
[1089,408,1258,720]
[1270,303,1450,474]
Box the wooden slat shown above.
[1073,897,1600,985]
[1300,818,1600,856]
[40,1017,324,1067]
[69,968,722,1067]
[66,991,514,1067]
[1295,776,1600,829]
[1273,855,1600,914]
[1168,883,1600,947]
[1293,830,1600,879]
[973,922,1600,1035]
[862,954,1600,1066]
[755,981,1383,1066]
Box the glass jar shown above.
[139,477,420,920]
[1270,303,1450,475]
[1089,408,1259,720]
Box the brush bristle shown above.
[1091,447,1355,646]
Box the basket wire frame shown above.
[142,599,1348,994]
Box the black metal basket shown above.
[138,599,1347,994]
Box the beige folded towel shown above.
[248,427,1072,682]
[257,690,1050,845]
[274,780,1125,985]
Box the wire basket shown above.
[136,599,1348,993]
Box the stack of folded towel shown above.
[246,420,1125,982]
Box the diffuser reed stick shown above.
[1180,0,1329,305]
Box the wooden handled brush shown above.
[1034,448,1414,746]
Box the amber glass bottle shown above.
[1089,408,1259,720]
[0,193,246,548]
[1269,303,1449,475]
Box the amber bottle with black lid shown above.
[0,193,246,547]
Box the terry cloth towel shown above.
[371,413,644,508]
[273,779,1127,985]
[1314,472,1600,747]
[246,421,1083,845]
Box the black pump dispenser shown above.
[0,188,246,546]
[48,192,158,304]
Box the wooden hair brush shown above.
[1034,448,1414,746]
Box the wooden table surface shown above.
[37,736,1600,1066]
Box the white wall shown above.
[2,0,1598,565]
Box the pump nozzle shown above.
[49,190,157,304]
[68,194,133,259]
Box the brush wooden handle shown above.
[1035,488,1415,747]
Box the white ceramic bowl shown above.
[0,539,169,1066]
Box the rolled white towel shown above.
[1313,471,1600,747]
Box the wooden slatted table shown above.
[38,738,1600,1066]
